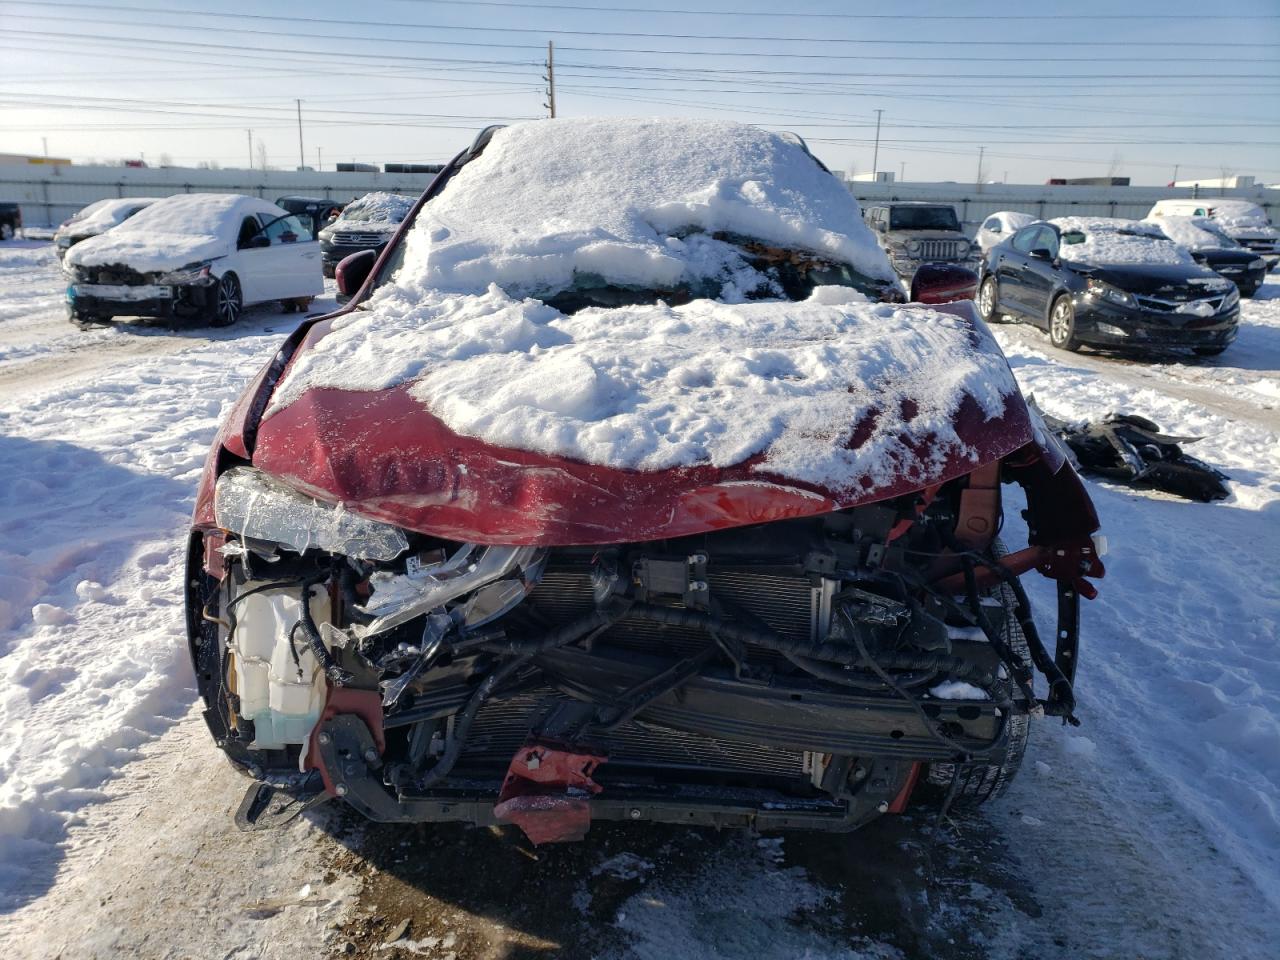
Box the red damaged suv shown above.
[186,119,1103,842]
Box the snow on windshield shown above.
[1053,217,1195,267]
[64,194,272,272]
[268,284,1017,493]
[1148,215,1234,252]
[335,192,414,226]
[389,117,895,298]
[1209,200,1273,230]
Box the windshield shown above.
[338,193,414,224]
[372,227,893,313]
[889,207,960,231]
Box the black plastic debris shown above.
[1031,400,1230,503]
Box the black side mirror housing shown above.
[1029,247,1054,261]
[336,248,378,300]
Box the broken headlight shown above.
[157,261,214,285]
[213,466,410,561]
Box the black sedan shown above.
[317,192,414,278]
[1147,215,1268,298]
[977,218,1239,356]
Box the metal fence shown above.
[0,163,439,227]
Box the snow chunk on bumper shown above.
[268,286,1019,494]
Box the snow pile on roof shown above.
[269,284,1016,492]
[65,194,285,272]
[1209,199,1272,230]
[59,197,159,236]
[398,117,894,297]
[1052,217,1195,266]
[1147,215,1233,252]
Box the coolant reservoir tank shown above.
[228,582,332,751]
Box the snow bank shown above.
[269,284,1017,492]
[1052,217,1195,266]
[58,197,159,236]
[404,117,894,297]
[64,193,287,273]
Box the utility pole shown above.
[247,129,253,170]
[296,99,305,169]
[545,41,556,118]
[317,146,323,172]
[976,146,985,187]
[1173,163,1180,184]
[41,136,48,157]
[899,161,905,182]
[871,109,883,178]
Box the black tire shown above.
[1048,294,1080,351]
[0,222,14,241]
[209,272,242,327]
[1193,345,1228,357]
[976,275,1002,323]
[922,541,1032,810]
[67,304,107,328]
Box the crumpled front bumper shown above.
[1071,296,1239,350]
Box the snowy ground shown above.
[1,239,1277,958]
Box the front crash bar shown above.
[314,714,909,833]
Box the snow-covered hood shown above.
[64,193,287,273]
[250,286,1034,544]
[1068,260,1232,295]
[883,229,970,246]
[1054,217,1195,268]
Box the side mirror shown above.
[1028,247,1056,261]
[910,263,978,305]
[336,248,378,300]
[241,234,270,249]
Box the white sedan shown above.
[63,193,324,327]
[975,210,1035,254]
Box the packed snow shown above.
[64,193,289,273]
[269,284,1018,491]
[404,117,895,297]
[1052,216,1197,266]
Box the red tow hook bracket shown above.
[493,739,608,845]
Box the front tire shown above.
[1048,294,1080,351]
[209,273,242,327]
[977,275,1002,322]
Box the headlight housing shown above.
[906,239,921,256]
[1250,258,1267,270]
[1220,286,1240,312]
[157,261,214,285]
[1084,278,1137,309]
[213,466,409,561]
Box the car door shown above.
[993,224,1038,317]
[256,214,323,300]
[228,214,274,304]
[1019,225,1062,324]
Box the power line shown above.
[10,2,1280,50]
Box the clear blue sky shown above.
[2,0,1278,184]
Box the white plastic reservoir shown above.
[228,582,333,751]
